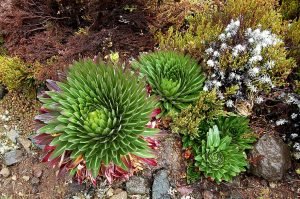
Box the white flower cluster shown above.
[168,187,178,197]
[204,19,280,106]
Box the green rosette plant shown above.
[195,125,248,182]
[132,51,205,115]
[35,59,158,183]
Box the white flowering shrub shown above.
[203,19,294,107]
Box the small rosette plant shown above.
[195,125,248,182]
[132,51,205,115]
[204,18,295,107]
[35,59,159,184]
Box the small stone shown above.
[22,175,30,181]
[203,190,214,199]
[129,195,142,199]
[32,186,39,194]
[6,129,19,143]
[110,191,127,199]
[114,188,123,195]
[250,134,291,181]
[152,170,170,199]
[126,176,149,195]
[0,167,10,178]
[31,177,40,185]
[34,169,43,178]
[106,188,114,197]
[4,150,24,166]
[229,190,243,199]
[17,137,31,153]
[269,182,277,189]
[11,175,17,180]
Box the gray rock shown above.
[32,186,39,194]
[126,176,149,195]
[229,190,243,199]
[22,175,30,181]
[4,150,24,166]
[31,177,40,185]
[6,129,19,143]
[157,137,186,183]
[17,137,31,153]
[110,191,127,199]
[0,84,6,100]
[250,134,291,181]
[152,170,170,199]
[0,167,10,178]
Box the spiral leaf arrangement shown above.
[35,59,158,180]
[132,51,205,115]
[194,125,248,182]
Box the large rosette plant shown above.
[132,51,205,116]
[34,59,159,184]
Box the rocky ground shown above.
[0,90,300,199]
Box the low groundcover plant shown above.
[34,59,159,184]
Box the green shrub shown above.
[171,90,228,138]
[132,51,205,115]
[36,59,158,178]
[156,0,288,60]
[0,55,38,92]
[280,0,300,20]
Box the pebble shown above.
[17,137,31,153]
[31,177,40,185]
[22,175,30,181]
[152,170,171,199]
[110,191,127,199]
[126,176,149,195]
[32,186,39,194]
[11,175,17,180]
[106,188,114,197]
[4,150,24,166]
[34,168,43,178]
[0,167,10,178]
[6,129,19,143]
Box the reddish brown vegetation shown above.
[0,0,156,81]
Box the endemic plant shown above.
[197,116,256,150]
[34,59,159,184]
[132,51,205,115]
[194,125,248,183]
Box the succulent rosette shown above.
[132,51,205,115]
[195,125,248,182]
[34,59,159,184]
